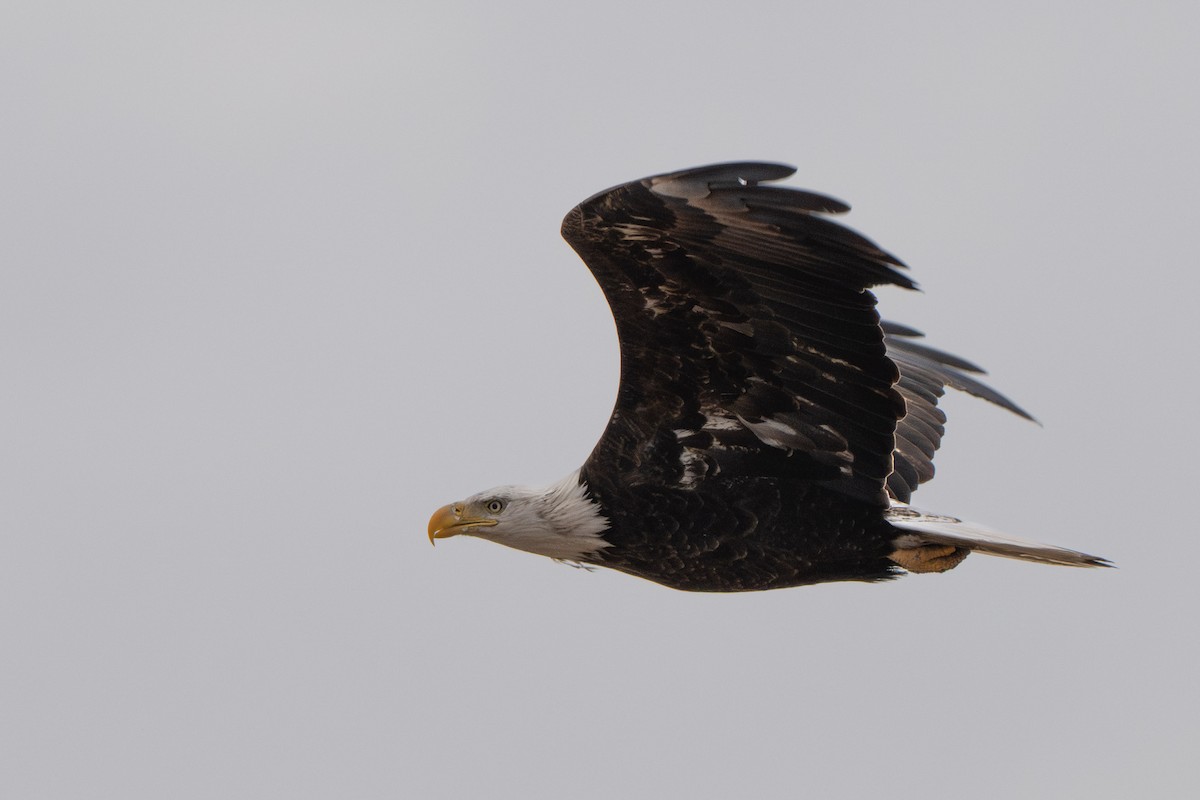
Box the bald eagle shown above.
[428,162,1109,592]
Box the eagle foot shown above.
[889,544,970,574]
[553,559,598,572]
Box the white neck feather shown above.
[543,470,608,532]
[528,470,611,560]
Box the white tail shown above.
[885,502,1112,568]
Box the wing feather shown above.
[564,162,910,506]
[883,323,1032,502]
[562,163,1033,509]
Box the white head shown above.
[427,470,611,562]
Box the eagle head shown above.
[427,471,611,562]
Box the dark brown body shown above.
[583,475,899,592]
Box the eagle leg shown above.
[889,544,970,574]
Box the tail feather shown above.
[885,502,1112,569]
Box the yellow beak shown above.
[427,503,497,545]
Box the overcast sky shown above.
[3,2,1198,798]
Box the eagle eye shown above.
[485,499,505,514]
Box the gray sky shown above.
[4,2,1198,798]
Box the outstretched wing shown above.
[563,162,913,507]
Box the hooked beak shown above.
[427,503,497,545]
